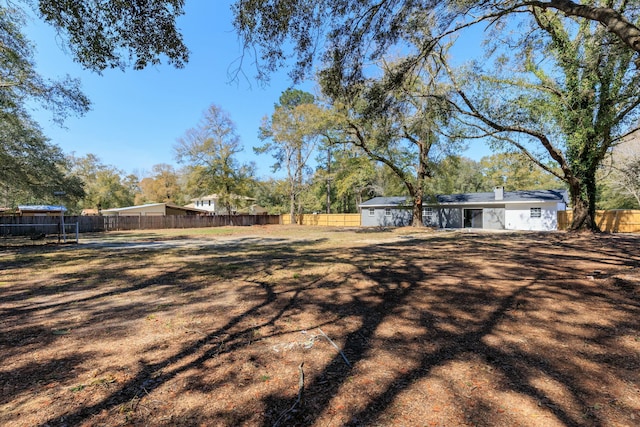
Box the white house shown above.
[360,187,568,231]
[185,194,257,215]
[101,203,206,216]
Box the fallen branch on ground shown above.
[318,328,351,368]
[272,362,304,427]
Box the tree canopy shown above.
[233,0,640,230]
[36,0,189,71]
[175,104,255,215]
[0,4,92,200]
[1,1,189,205]
[232,0,640,85]
[442,4,640,230]
[257,89,328,223]
[326,55,455,226]
[65,153,136,212]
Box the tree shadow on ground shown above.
[0,231,638,426]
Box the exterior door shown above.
[464,209,483,228]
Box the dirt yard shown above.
[1,226,639,426]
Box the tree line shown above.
[1,1,640,229]
[3,94,636,216]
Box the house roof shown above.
[191,194,256,202]
[101,203,207,214]
[18,205,67,212]
[360,197,412,208]
[436,189,568,205]
[360,189,568,208]
[101,203,165,213]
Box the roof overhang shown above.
[18,205,67,212]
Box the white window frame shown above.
[384,208,392,217]
[368,208,375,216]
[530,207,542,218]
[423,207,434,223]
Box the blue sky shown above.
[26,1,491,179]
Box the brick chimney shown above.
[494,186,504,201]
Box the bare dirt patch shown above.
[1,226,639,426]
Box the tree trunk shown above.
[410,136,430,228]
[568,175,600,232]
[295,148,303,224]
[326,146,331,214]
[289,181,296,225]
[412,192,424,227]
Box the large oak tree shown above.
[441,6,640,230]
[35,0,189,71]
[2,1,187,204]
[1,4,90,201]
[232,0,640,230]
[325,56,454,227]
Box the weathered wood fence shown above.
[0,216,104,234]
[280,213,361,226]
[3,211,639,234]
[558,210,640,232]
[102,215,280,231]
[0,215,281,234]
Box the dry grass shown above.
[1,225,639,426]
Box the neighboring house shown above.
[238,204,269,215]
[360,187,568,231]
[16,205,67,217]
[185,194,256,215]
[81,208,100,216]
[101,203,206,216]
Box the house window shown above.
[368,208,375,216]
[423,207,434,223]
[384,208,392,217]
[208,200,211,206]
[530,207,542,218]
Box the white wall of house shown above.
[189,200,217,213]
[504,202,561,231]
[361,207,412,227]
[102,204,166,216]
[361,203,566,230]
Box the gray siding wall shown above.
[438,208,462,228]
[483,208,505,230]
[361,207,412,227]
[361,208,379,226]
[362,202,553,230]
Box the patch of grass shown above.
[90,376,117,386]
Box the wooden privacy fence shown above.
[558,210,640,232]
[102,215,281,231]
[280,213,361,226]
[0,216,105,234]
[0,215,281,233]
